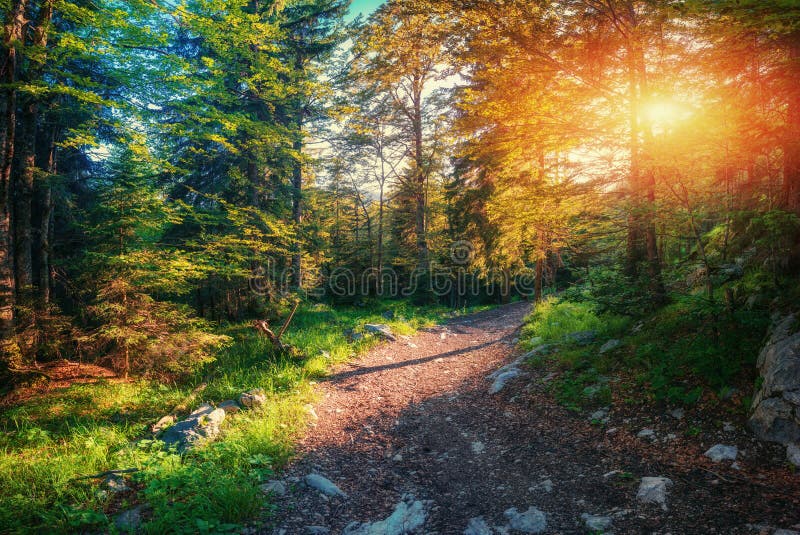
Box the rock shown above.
[343,494,430,535]
[382,310,395,320]
[115,506,144,533]
[240,388,267,409]
[774,530,800,535]
[305,527,330,535]
[637,429,656,440]
[704,444,738,462]
[749,315,800,446]
[160,404,226,450]
[464,517,493,535]
[304,404,318,420]
[636,477,673,510]
[104,475,130,493]
[218,400,241,414]
[503,506,547,533]
[538,479,553,493]
[261,480,287,496]
[723,421,735,432]
[490,368,523,394]
[581,513,613,532]
[565,330,596,346]
[590,408,609,422]
[151,415,175,433]
[788,442,800,467]
[364,324,397,342]
[719,263,744,280]
[599,339,621,354]
[669,408,685,420]
[304,473,346,497]
[471,441,486,454]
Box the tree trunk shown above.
[14,100,37,291]
[784,33,800,213]
[412,79,429,271]
[0,0,28,348]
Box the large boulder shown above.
[748,315,800,458]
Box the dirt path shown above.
[260,303,799,535]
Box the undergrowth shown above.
[519,293,769,412]
[0,299,480,534]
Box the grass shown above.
[0,299,484,534]
[519,292,769,412]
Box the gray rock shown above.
[464,517,493,535]
[364,324,397,342]
[471,441,486,454]
[490,368,523,394]
[151,415,175,433]
[305,473,346,497]
[115,506,144,533]
[240,388,267,409]
[636,477,673,510]
[637,429,656,440]
[599,339,621,354]
[343,494,430,535]
[261,480,287,496]
[669,408,685,420]
[538,479,553,493]
[305,527,330,535]
[788,442,800,467]
[590,408,609,422]
[160,404,226,450]
[719,263,744,280]
[704,444,738,462]
[581,513,613,532]
[382,310,395,320]
[774,530,800,535]
[503,506,547,533]
[218,400,241,414]
[565,330,596,346]
[749,315,800,446]
[104,475,130,493]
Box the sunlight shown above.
[642,97,692,130]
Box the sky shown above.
[347,0,384,20]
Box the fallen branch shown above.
[74,468,139,480]
[253,300,301,354]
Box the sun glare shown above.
[642,97,692,128]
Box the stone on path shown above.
[636,428,656,440]
[489,368,523,394]
[343,494,430,535]
[364,324,397,342]
[304,527,330,535]
[704,444,738,462]
[464,517,493,535]
[471,441,486,454]
[669,408,685,420]
[304,473,347,498]
[261,480,287,496]
[503,506,547,534]
[581,513,613,532]
[636,477,673,510]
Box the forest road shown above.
[259,302,798,534]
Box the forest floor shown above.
[259,302,800,535]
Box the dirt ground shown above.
[259,302,800,534]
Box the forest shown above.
[1,0,799,533]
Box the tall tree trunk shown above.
[0,0,28,350]
[784,33,800,214]
[14,100,36,291]
[412,78,429,271]
[291,88,304,288]
[37,128,56,304]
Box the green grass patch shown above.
[0,299,481,534]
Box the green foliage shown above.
[520,297,628,347]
